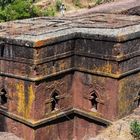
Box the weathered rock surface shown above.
[1,108,140,140]
[90,107,140,140]
[124,6,140,16]
[67,0,140,17]
[0,132,23,140]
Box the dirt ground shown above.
[66,0,140,16]
[90,107,140,140]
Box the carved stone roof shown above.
[0,13,140,47]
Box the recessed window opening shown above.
[1,45,4,57]
[0,89,7,105]
[52,61,55,66]
[90,92,98,112]
[51,92,59,111]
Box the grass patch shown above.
[130,120,140,140]
[73,0,82,8]
[43,6,56,16]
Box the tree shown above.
[0,0,15,9]
[0,0,41,22]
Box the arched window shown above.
[0,41,5,57]
[90,91,98,112]
[0,89,7,105]
[51,92,59,111]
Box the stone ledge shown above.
[0,108,112,128]
[1,66,140,82]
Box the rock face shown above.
[123,6,140,16]
[0,13,140,140]
[0,3,140,140]
[90,107,140,140]
[1,107,139,140]
[67,0,140,16]
[0,132,23,140]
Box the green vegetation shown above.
[55,0,62,11]
[130,120,140,140]
[73,0,82,8]
[0,0,57,22]
[95,0,113,5]
[43,0,63,16]
[43,6,56,17]
[0,0,15,9]
[0,0,40,22]
[0,0,115,22]
[95,0,102,5]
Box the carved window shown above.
[0,89,7,106]
[0,41,5,57]
[45,89,65,114]
[84,84,105,113]
[51,92,59,111]
[90,91,98,112]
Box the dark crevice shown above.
[51,92,59,111]
[90,92,98,111]
[0,42,5,57]
[0,89,7,105]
